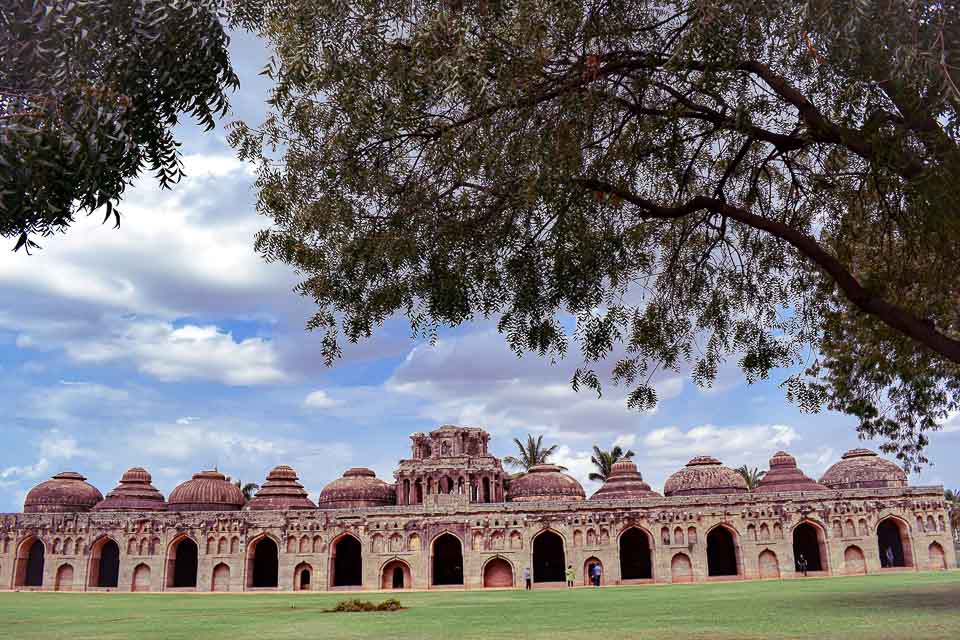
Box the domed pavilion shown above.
[246,464,316,510]
[93,467,167,511]
[507,464,586,502]
[663,456,748,497]
[754,451,824,493]
[317,468,395,509]
[819,448,908,490]
[589,460,660,500]
[168,470,245,511]
[24,471,103,513]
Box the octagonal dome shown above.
[168,470,245,512]
[590,460,660,501]
[24,471,103,513]
[317,468,395,509]
[819,448,907,490]
[663,456,748,497]
[246,464,316,510]
[93,467,167,511]
[755,452,825,493]
[507,464,586,502]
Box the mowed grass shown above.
[2,571,959,640]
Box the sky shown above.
[1,31,958,513]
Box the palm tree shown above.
[233,479,260,502]
[589,445,636,482]
[945,489,960,539]
[503,434,558,471]
[735,465,766,491]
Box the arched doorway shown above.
[294,562,312,591]
[483,558,513,588]
[381,559,412,589]
[331,535,362,587]
[132,564,151,592]
[877,517,912,567]
[706,526,739,577]
[619,527,653,580]
[89,538,120,588]
[928,542,947,570]
[758,550,780,579]
[166,537,198,588]
[583,557,603,586]
[792,522,826,572]
[211,563,230,592]
[432,533,464,586]
[54,564,74,591]
[843,545,867,574]
[671,553,693,583]
[16,538,45,587]
[532,530,566,583]
[247,537,279,588]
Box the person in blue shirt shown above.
[523,566,531,590]
[590,562,602,587]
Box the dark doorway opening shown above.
[877,518,909,567]
[299,569,311,590]
[97,540,120,587]
[707,526,738,577]
[251,537,279,588]
[792,523,824,571]
[24,539,45,587]
[171,538,198,588]
[432,534,464,585]
[392,566,404,588]
[619,528,653,579]
[533,531,566,582]
[333,535,362,587]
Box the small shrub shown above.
[377,598,402,611]
[327,598,404,613]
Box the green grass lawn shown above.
[2,572,959,640]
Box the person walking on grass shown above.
[523,566,532,590]
[565,564,575,588]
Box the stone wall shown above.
[0,485,954,592]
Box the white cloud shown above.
[304,390,339,409]
[642,423,799,465]
[942,411,960,433]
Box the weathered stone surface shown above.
[820,449,908,490]
[755,452,825,494]
[318,468,394,509]
[663,456,748,497]
[168,470,244,512]
[509,465,586,502]
[246,465,315,511]
[93,468,167,512]
[590,460,660,501]
[24,472,103,513]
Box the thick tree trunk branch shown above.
[575,177,960,364]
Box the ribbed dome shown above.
[246,464,316,510]
[168,470,245,512]
[663,456,748,497]
[819,448,907,490]
[755,452,825,493]
[93,467,167,511]
[507,464,586,502]
[317,468,395,509]
[590,460,660,501]
[24,471,103,513]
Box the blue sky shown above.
[1,32,958,513]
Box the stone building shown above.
[0,425,954,592]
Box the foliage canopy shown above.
[232,0,960,469]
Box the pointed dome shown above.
[507,464,586,502]
[590,460,660,500]
[819,448,907,490]
[168,470,245,512]
[663,456,748,497]
[93,467,167,511]
[246,464,316,510]
[24,471,103,513]
[318,468,395,509]
[755,452,825,493]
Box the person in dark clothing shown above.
[523,566,532,590]
[797,553,808,576]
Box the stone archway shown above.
[532,530,566,583]
[482,558,513,588]
[583,557,603,586]
[331,534,362,587]
[843,545,867,575]
[432,533,464,586]
[89,537,120,588]
[247,536,279,588]
[294,562,312,591]
[792,522,827,572]
[132,563,151,592]
[211,563,230,592]
[706,526,739,577]
[758,550,780,579]
[877,517,912,567]
[381,559,412,589]
[619,527,653,580]
[54,563,74,591]
[15,538,45,588]
[671,553,693,583]
[928,542,947,570]
[166,536,198,588]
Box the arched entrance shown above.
[706,526,739,577]
[294,562,312,591]
[89,538,120,588]
[331,534,362,587]
[482,558,513,588]
[792,522,826,572]
[166,536,198,588]
[211,563,230,592]
[928,542,947,570]
[54,564,74,591]
[583,557,603,586]
[132,563,151,592]
[16,538,45,587]
[758,550,780,579]
[432,533,464,586]
[671,553,693,583]
[247,537,279,588]
[381,559,412,589]
[532,530,566,583]
[877,517,912,567]
[619,527,653,580]
[844,545,867,574]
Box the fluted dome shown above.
[168,470,245,512]
[246,465,316,511]
[24,471,103,513]
[318,468,395,509]
[93,467,167,511]
[590,460,660,501]
[819,448,907,490]
[663,456,748,497]
[507,464,586,502]
[755,452,825,493]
